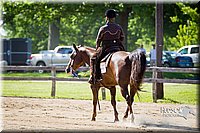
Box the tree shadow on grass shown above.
[157,98,183,104]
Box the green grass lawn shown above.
[2,81,198,105]
[1,71,72,78]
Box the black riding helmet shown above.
[105,9,116,18]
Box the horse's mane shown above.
[76,45,96,60]
[83,46,95,52]
[78,45,96,53]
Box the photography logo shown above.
[160,106,195,119]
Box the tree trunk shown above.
[48,19,60,50]
[118,5,132,51]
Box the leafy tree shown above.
[2,1,198,54]
[168,2,199,50]
[127,4,155,51]
[3,2,50,52]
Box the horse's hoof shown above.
[123,114,128,119]
[114,118,119,122]
[130,113,135,123]
[91,118,96,121]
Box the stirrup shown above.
[88,77,94,84]
[97,79,103,82]
[96,75,103,82]
[88,75,96,84]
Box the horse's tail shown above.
[128,51,146,91]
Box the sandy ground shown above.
[1,97,199,132]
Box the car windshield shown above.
[165,51,178,59]
[163,52,173,59]
[57,48,73,54]
[179,48,188,54]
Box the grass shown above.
[2,81,198,105]
[144,72,199,79]
[1,71,72,78]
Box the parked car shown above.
[146,51,194,67]
[165,51,193,67]
[177,45,199,67]
[175,56,193,68]
[164,51,179,58]
[146,51,177,67]
[27,46,74,67]
[161,51,177,67]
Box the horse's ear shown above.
[73,43,79,52]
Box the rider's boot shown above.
[96,63,103,82]
[88,58,95,84]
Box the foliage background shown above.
[1,1,199,53]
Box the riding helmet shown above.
[105,9,116,18]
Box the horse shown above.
[66,44,146,122]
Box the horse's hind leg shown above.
[121,84,137,121]
[119,84,130,119]
[91,85,99,121]
[109,86,119,122]
[129,84,137,123]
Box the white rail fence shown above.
[1,66,199,101]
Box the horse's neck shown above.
[82,47,95,66]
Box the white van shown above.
[177,45,199,67]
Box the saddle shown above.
[98,44,124,74]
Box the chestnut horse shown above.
[66,44,146,122]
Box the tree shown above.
[3,2,47,51]
[127,4,155,51]
[2,2,80,51]
[3,1,198,53]
[168,3,199,50]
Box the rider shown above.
[88,9,125,84]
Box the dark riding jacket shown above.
[91,21,125,81]
[96,21,125,51]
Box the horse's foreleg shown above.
[91,85,99,121]
[110,86,119,122]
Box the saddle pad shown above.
[100,62,106,73]
[100,53,113,74]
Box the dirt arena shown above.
[1,97,199,132]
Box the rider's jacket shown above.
[96,21,125,50]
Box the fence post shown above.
[51,66,56,97]
[152,68,157,102]
[155,3,164,99]
[101,88,106,100]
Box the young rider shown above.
[88,9,125,84]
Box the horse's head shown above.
[66,44,85,73]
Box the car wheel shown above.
[36,62,46,73]
[163,62,170,67]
